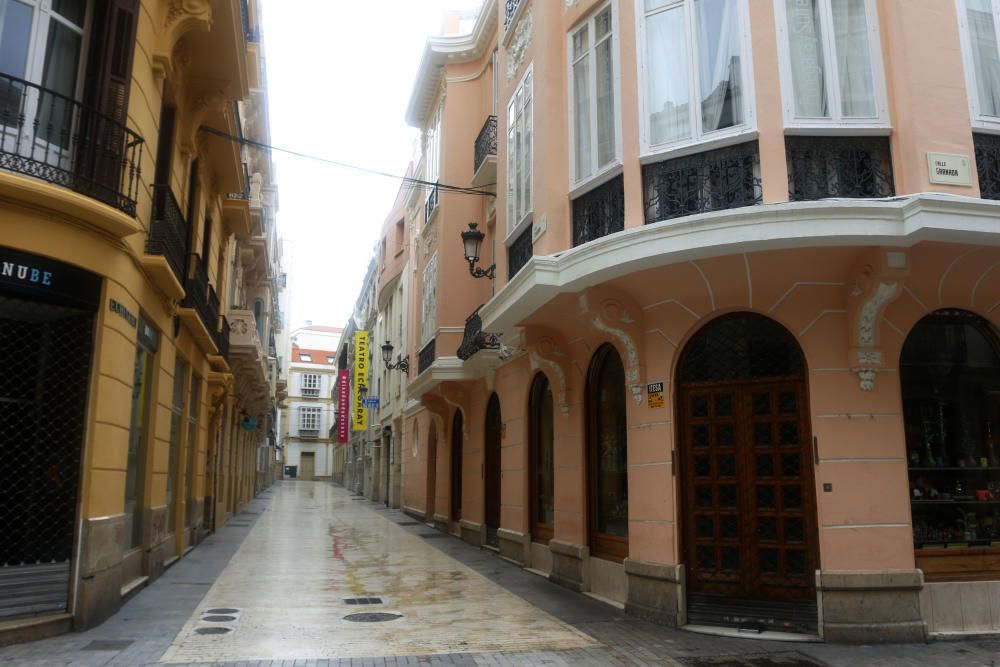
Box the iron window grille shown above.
[301,373,320,398]
[572,174,625,247]
[146,184,189,284]
[474,115,498,174]
[418,338,436,375]
[505,0,523,30]
[180,256,220,338]
[216,316,230,362]
[0,72,143,217]
[425,183,439,222]
[974,133,1000,201]
[508,224,533,280]
[786,135,894,201]
[643,141,762,225]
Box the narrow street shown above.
[0,482,997,667]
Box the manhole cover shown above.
[194,627,232,635]
[202,615,237,622]
[206,608,240,614]
[344,597,383,605]
[343,612,402,623]
[82,640,133,651]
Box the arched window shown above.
[902,309,1000,578]
[587,344,628,561]
[450,409,463,521]
[530,373,554,543]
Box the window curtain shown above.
[697,0,743,132]
[646,5,690,144]
[785,0,829,117]
[968,0,1000,116]
[832,0,876,117]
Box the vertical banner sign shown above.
[337,370,350,443]
[352,331,369,431]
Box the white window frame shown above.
[773,0,890,132]
[301,372,320,396]
[636,0,757,159]
[298,406,321,432]
[957,0,1000,133]
[426,101,442,184]
[506,64,533,240]
[568,1,623,193]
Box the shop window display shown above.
[902,310,1000,571]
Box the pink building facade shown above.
[400,0,1000,641]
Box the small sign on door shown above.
[647,381,664,408]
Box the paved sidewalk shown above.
[0,482,998,666]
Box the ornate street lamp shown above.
[381,340,409,374]
[461,222,495,280]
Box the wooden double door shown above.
[679,379,818,602]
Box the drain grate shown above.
[343,612,402,623]
[343,597,383,605]
[82,640,133,651]
[679,653,826,667]
[420,533,448,539]
[202,615,237,622]
[397,521,419,526]
[205,607,240,614]
[194,626,232,635]
[226,521,252,527]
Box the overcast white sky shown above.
[262,0,482,331]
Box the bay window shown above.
[569,3,620,188]
[640,0,753,153]
[775,0,888,126]
[958,0,1000,129]
[507,66,532,236]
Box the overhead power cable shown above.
[198,126,496,198]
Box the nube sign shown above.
[2,261,53,286]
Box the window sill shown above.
[569,163,623,201]
[971,120,1000,136]
[506,212,533,246]
[640,128,759,165]
[784,124,892,137]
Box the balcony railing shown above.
[180,257,220,337]
[786,136,894,201]
[240,0,259,43]
[474,115,497,174]
[302,388,320,398]
[216,316,230,362]
[643,141,762,224]
[418,338,436,375]
[299,428,319,439]
[974,133,1000,200]
[228,162,251,201]
[0,72,143,216]
[572,175,625,247]
[508,224,533,279]
[504,0,523,30]
[425,183,439,222]
[146,184,189,284]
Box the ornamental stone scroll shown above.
[846,249,909,391]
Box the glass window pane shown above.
[696,0,744,132]
[595,6,612,40]
[785,0,830,117]
[573,23,588,60]
[646,6,690,144]
[52,0,86,27]
[831,0,876,117]
[967,0,1000,116]
[0,0,33,79]
[574,57,592,180]
[595,36,616,167]
[595,349,628,538]
[39,19,82,147]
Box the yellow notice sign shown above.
[352,331,369,431]
[647,381,664,409]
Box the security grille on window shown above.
[958,0,1000,129]
[775,0,888,126]
[301,373,320,397]
[507,66,533,235]
[299,407,321,437]
[569,3,619,187]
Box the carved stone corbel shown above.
[580,286,645,404]
[846,249,909,391]
[525,328,572,417]
[159,0,212,62]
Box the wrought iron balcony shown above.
[474,115,497,174]
[298,428,319,439]
[572,175,625,247]
[227,162,251,201]
[180,257,221,339]
[786,136,894,201]
[146,184,189,284]
[425,182,439,222]
[974,133,1000,200]
[505,0,523,29]
[457,306,501,361]
[508,224,532,279]
[418,338,436,375]
[0,72,143,216]
[643,141,762,224]
[216,315,231,362]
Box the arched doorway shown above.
[485,393,502,547]
[530,373,554,543]
[587,345,629,561]
[426,421,437,523]
[677,313,818,633]
[901,309,1000,581]
[450,409,463,522]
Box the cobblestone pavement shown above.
[1,482,998,666]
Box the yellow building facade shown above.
[0,0,281,643]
